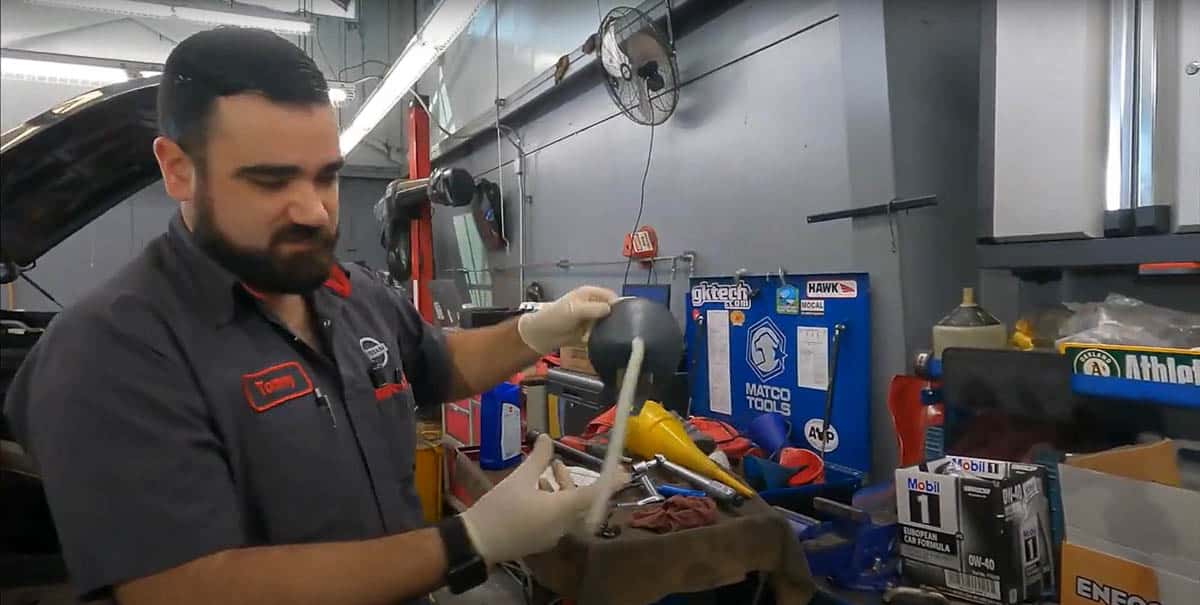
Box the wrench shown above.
[616,474,664,507]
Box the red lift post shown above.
[407,99,435,322]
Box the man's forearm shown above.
[444,318,541,400]
[116,527,447,605]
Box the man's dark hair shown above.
[158,27,329,156]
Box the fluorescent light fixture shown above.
[339,0,485,154]
[27,0,312,34]
[139,70,162,78]
[1,56,130,86]
[29,0,172,17]
[174,6,311,34]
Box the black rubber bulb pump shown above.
[587,297,683,404]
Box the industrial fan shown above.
[598,6,678,126]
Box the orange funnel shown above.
[626,401,756,498]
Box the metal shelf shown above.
[977,232,1200,270]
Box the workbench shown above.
[445,444,815,605]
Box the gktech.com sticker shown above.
[691,281,752,309]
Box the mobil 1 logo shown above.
[906,477,946,529]
[897,472,961,569]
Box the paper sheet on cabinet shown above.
[706,310,732,414]
[796,326,829,391]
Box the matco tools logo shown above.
[691,281,752,309]
[1074,348,1120,377]
[806,279,857,298]
[747,317,787,381]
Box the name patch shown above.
[242,361,314,412]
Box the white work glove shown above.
[460,435,622,566]
[517,286,618,355]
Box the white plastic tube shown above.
[584,337,645,532]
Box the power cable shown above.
[470,14,839,180]
[338,59,390,78]
[622,122,655,287]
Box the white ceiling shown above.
[1,0,412,168]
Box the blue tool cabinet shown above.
[686,272,872,474]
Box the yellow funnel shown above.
[626,401,756,498]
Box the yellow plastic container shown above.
[414,438,443,523]
[626,401,755,497]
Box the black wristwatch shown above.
[437,515,487,594]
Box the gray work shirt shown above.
[3,214,450,600]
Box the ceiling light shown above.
[1,56,130,86]
[339,0,485,154]
[26,0,312,35]
[28,0,172,17]
[173,6,311,34]
[328,86,349,106]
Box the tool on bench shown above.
[626,401,755,498]
[655,484,706,498]
[616,474,665,508]
[785,494,899,591]
[526,428,608,470]
[633,455,744,507]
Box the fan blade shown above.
[636,79,654,124]
[601,26,630,80]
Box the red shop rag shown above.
[628,496,719,533]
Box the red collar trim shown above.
[240,265,351,300]
[322,265,351,298]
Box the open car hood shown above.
[1,77,161,268]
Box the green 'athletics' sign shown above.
[1063,344,1200,387]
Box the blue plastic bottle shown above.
[479,382,523,470]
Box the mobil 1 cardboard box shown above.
[895,456,1054,605]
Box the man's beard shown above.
[192,183,338,294]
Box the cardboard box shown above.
[895,456,1054,605]
[558,345,597,376]
[1059,440,1200,605]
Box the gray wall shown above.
[434,0,856,303]
[885,0,983,356]
[428,0,984,478]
